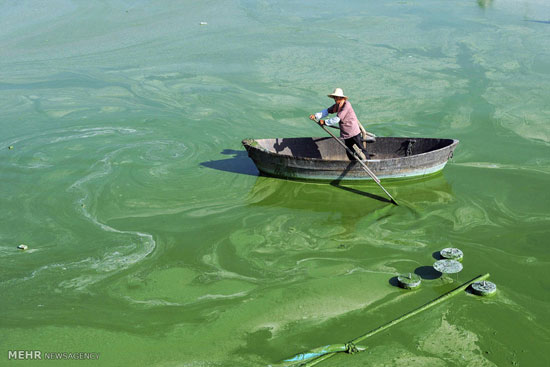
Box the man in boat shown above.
[309,88,370,160]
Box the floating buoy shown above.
[471,280,497,296]
[397,273,421,289]
[8,146,14,150]
[17,244,28,250]
[433,259,463,274]
[200,21,208,25]
[440,247,463,261]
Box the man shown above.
[309,88,369,160]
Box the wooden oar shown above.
[317,122,398,206]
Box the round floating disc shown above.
[440,247,463,261]
[397,273,421,289]
[433,259,463,274]
[471,281,497,296]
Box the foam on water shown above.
[455,161,550,175]
[0,127,199,291]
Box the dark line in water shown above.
[329,182,391,204]
[524,19,550,24]
[330,162,391,204]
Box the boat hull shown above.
[242,137,459,181]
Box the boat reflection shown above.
[246,171,455,216]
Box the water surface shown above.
[1,1,549,366]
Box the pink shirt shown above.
[327,101,361,139]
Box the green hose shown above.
[288,273,490,367]
[285,343,366,363]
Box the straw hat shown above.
[327,88,347,99]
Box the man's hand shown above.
[318,119,325,126]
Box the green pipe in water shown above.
[284,343,366,363]
[292,273,490,367]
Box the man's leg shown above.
[350,134,369,160]
[344,137,357,160]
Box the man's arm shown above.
[310,104,340,128]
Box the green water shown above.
[1,1,549,366]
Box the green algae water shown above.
[1,0,549,366]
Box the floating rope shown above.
[286,273,490,366]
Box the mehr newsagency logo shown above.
[8,350,100,360]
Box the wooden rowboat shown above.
[242,136,458,181]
